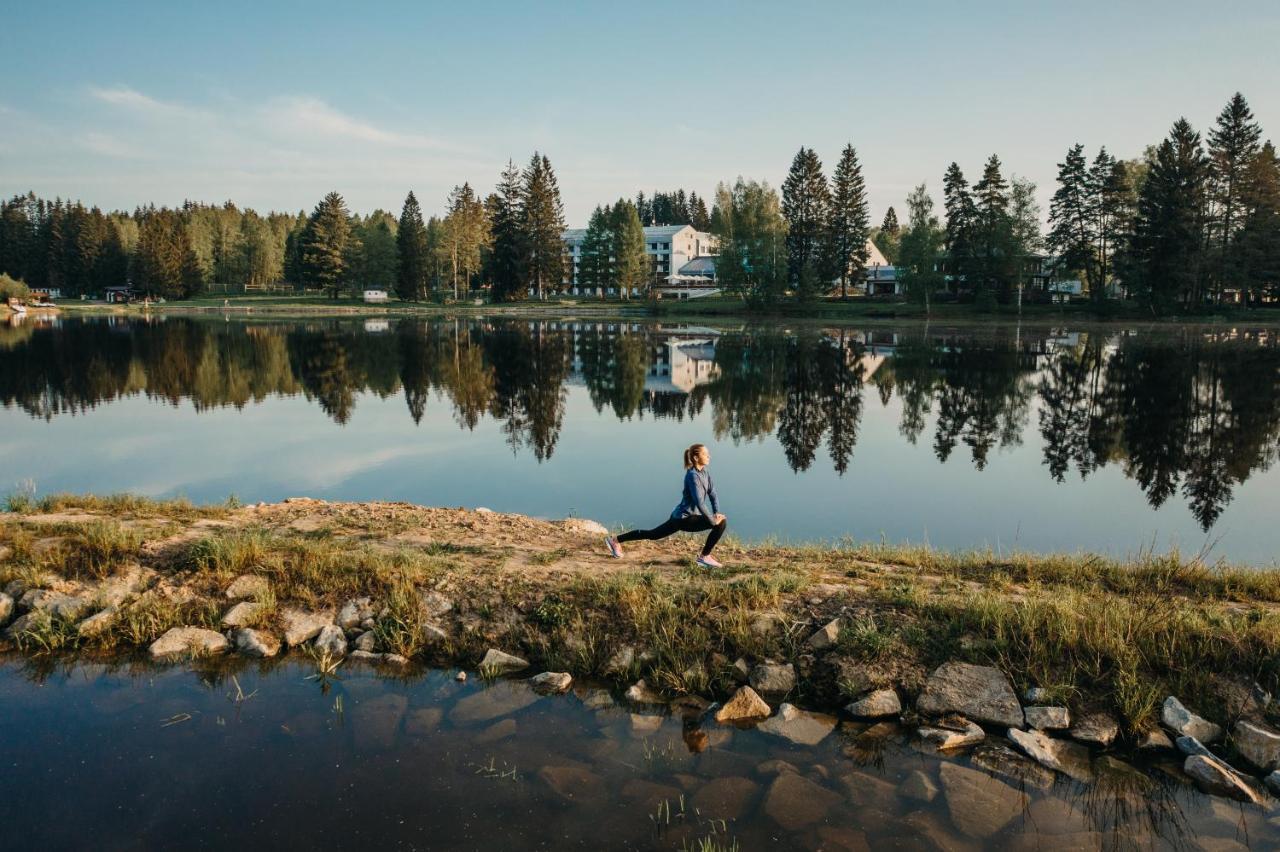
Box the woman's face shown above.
[699,447,711,466]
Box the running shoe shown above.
[605,536,623,558]
[696,554,723,569]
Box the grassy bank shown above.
[3,494,1278,740]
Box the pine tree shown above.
[972,155,1015,303]
[942,163,976,294]
[301,191,352,298]
[1208,92,1263,299]
[611,200,648,299]
[825,144,870,299]
[578,204,613,295]
[689,193,711,231]
[395,191,428,301]
[782,146,831,300]
[1091,149,1132,300]
[487,161,525,302]
[519,153,565,299]
[1236,141,1280,301]
[1048,144,1098,296]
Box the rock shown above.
[731,657,751,683]
[529,671,572,695]
[750,613,781,636]
[474,506,493,514]
[353,630,378,652]
[1069,711,1120,746]
[351,693,408,750]
[917,662,1024,728]
[1024,705,1071,731]
[758,703,837,746]
[233,628,280,658]
[404,707,444,737]
[381,653,409,666]
[629,713,663,735]
[313,624,347,657]
[337,597,373,630]
[417,590,453,618]
[4,611,37,639]
[455,671,467,682]
[1023,686,1051,703]
[756,759,801,777]
[748,663,796,695]
[1162,696,1222,743]
[806,618,841,650]
[577,688,614,711]
[563,517,609,536]
[1233,720,1280,771]
[814,826,871,852]
[938,762,1026,839]
[715,686,771,723]
[422,624,448,643]
[1176,735,1212,757]
[899,770,939,802]
[1265,770,1280,796]
[691,776,759,821]
[1137,729,1173,750]
[671,694,711,721]
[149,626,229,661]
[539,765,605,804]
[475,718,518,744]
[619,779,682,809]
[450,682,540,723]
[224,574,269,600]
[220,600,262,629]
[1184,754,1264,804]
[845,688,901,719]
[349,650,381,662]
[1007,831,1102,852]
[281,609,333,647]
[624,679,665,706]
[76,606,118,637]
[606,645,635,674]
[970,742,1055,790]
[0,592,13,626]
[763,772,842,831]
[1008,728,1095,783]
[918,719,985,751]
[25,590,95,621]
[479,648,528,674]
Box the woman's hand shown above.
[714,513,727,525]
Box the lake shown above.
[0,660,1269,850]
[1,314,1278,564]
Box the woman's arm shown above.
[707,473,720,515]
[686,469,715,522]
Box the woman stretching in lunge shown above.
[605,443,727,568]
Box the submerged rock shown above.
[539,764,605,803]
[1162,696,1222,743]
[1024,706,1070,731]
[748,663,796,695]
[149,626,229,661]
[1008,727,1095,783]
[938,761,1026,839]
[224,574,268,600]
[233,627,280,658]
[917,662,1023,728]
[691,776,759,821]
[281,609,333,647]
[918,719,985,751]
[1233,720,1280,771]
[763,772,842,831]
[970,742,1055,790]
[529,671,573,695]
[479,648,528,674]
[475,718,517,744]
[845,689,901,719]
[1069,711,1120,747]
[450,682,540,723]
[1184,754,1264,804]
[757,703,837,746]
[899,770,940,802]
[313,624,347,657]
[806,617,842,651]
[715,686,771,723]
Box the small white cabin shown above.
[362,289,389,303]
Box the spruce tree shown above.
[487,161,524,302]
[301,191,352,299]
[689,193,711,231]
[1048,144,1098,297]
[611,200,648,299]
[972,154,1014,303]
[519,152,566,299]
[942,163,976,294]
[1208,92,1263,299]
[826,144,870,299]
[782,146,831,300]
[395,191,428,301]
[1236,141,1280,301]
[578,204,613,295]
[1090,149,1132,300]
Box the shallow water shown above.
[2,315,1278,563]
[0,661,1273,850]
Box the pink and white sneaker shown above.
[696,554,723,569]
[605,536,623,558]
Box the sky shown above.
[3,1,1279,225]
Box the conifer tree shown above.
[942,163,976,293]
[301,191,352,298]
[1048,144,1097,295]
[578,204,613,295]
[487,161,525,302]
[1091,149,1132,300]
[519,152,565,299]
[1209,92,1263,298]
[395,191,428,301]
[782,146,831,300]
[1236,140,1280,301]
[972,155,1015,303]
[611,200,648,299]
[689,193,711,231]
[825,144,870,299]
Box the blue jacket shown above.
[672,467,720,522]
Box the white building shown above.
[363,289,389,303]
[562,224,717,297]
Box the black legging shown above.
[617,514,726,556]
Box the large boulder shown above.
[1162,696,1222,743]
[539,765,606,805]
[479,648,528,674]
[1024,706,1070,731]
[970,742,1055,791]
[220,601,262,629]
[763,772,842,831]
[1008,728,1096,783]
[313,624,348,657]
[715,686,771,723]
[691,777,759,822]
[749,663,796,695]
[1184,754,1264,804]
[224,574,269,600]
[806,618,841,651]
[1232,720,1280,771]
[529,671,573,695]
[1069,711,1120,746]
[76,606,118,638]
[846,688,901,719]
[916,662,1023,728]
[450,682,541,724]
[757,703,837,746]
[281,609,333,647]
[337,597,374,630]
[233,627,281,658]
[938,762,1026,839]
[149,626,229,661]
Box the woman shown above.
[605,443,727,568]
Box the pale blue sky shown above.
[3,1,1278,224]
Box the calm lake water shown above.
[1,314,1278,564]
[0,661,1271,850]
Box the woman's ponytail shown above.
[683,443,706,470]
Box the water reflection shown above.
[1,317,1278,533]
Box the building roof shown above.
[642,225,692,238]
[678,256,718,274]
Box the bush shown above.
[0,273,31,302]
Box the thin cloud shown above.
[264,96,452,150]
